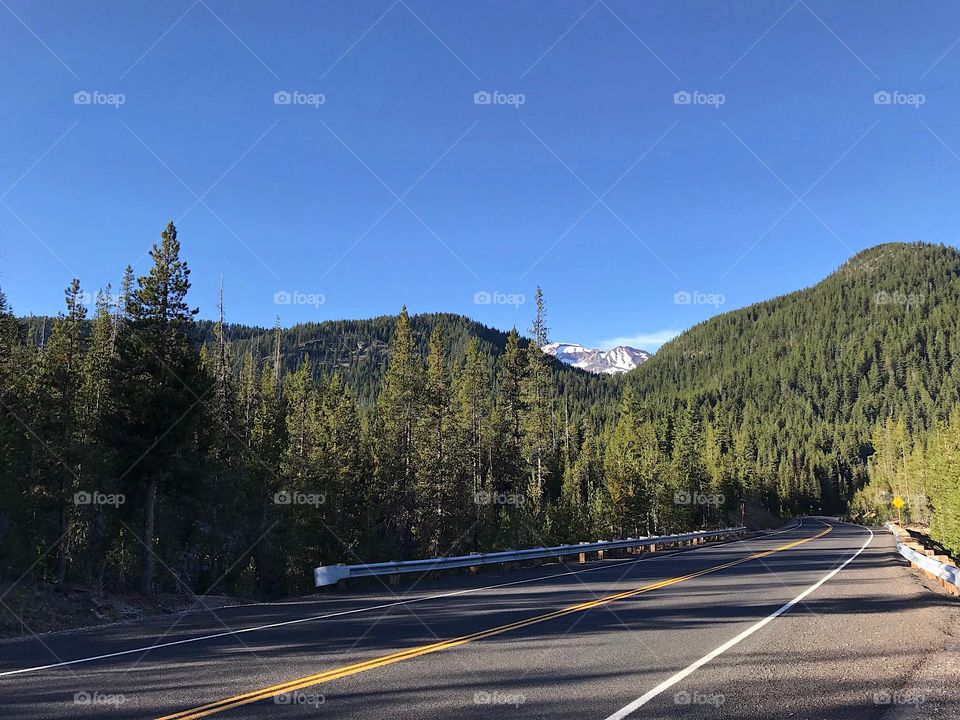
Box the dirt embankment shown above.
[0,583,245,641]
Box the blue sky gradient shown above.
[2,1,960,350]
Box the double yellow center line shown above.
[159,523,831,719]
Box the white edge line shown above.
[0,523,802,678]
[602,521,875,720]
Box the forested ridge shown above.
[24,310,621,418]
[2,227,959,600]
[625,242,960,553]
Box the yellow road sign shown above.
[892,496,905,509]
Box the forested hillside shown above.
[2,230,959,602]
[23,312,620,418]
[623,242,960,526]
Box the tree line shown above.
[0,222,747,598]
[851,415,960,556]
[7,232,957,599]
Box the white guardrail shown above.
[886,523,960,592]
[314,527,747,588]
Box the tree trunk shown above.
[139,476,157,595]
[54,474,69,583]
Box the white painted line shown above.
[0,524,791,678]
[601,521,874,720]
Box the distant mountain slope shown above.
[628,242,960,508]
[543,342,650,374]
[204,313,622,411]
[21,311,622,413]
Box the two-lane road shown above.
[1,519,955,719]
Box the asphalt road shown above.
[0,518,956,719]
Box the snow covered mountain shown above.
[541,342,650,375]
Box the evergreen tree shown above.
[520,288,554,533]
[41,279,87,583]
[373,307,423,558]
[494,328,525,495]
[457,338,489,548]
[415,325,460,555]
[117,221,201,595]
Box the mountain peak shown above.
[543,342,650,375]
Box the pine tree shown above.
[118,221,201,595]
[457,338,489,548]
[42,279,87,583]
[77,287,119,593]
[520,288,554,531]
[494,328,525,495]
[247,324,288,596]
[0,288,36,578]
[373,307,423,558]
[670,404,710,528]
[319,375,368,558]
[604,385,659,536]
[415,325,458,555]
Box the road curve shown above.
[0,518,956,719]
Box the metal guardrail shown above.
[314,527,747,587]
[897,542,960,587]
[886,522,960,590]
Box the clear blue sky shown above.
[2,1,960,351]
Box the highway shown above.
[0,518,956,719]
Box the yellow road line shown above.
[158,523,831,720]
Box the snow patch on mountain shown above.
[542,342,650,375]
